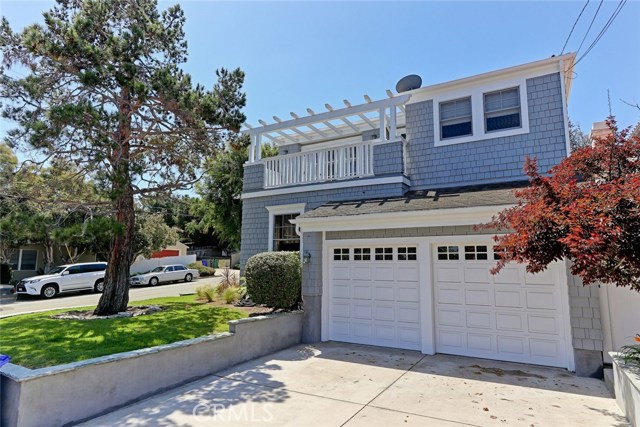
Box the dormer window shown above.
[484,87,521,132]
[440,97,472,139]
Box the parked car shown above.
[15,262,108,298]
[129,264,199,287]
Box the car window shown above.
[151,267,164,272]
[67,266,83,275]
[49,266,67,274]
[174,266,185,271]
[90,263,107,272]
[165,266,174,272]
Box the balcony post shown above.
[389,106,397,140]
[379,108,387,141]
[255,133,262,161]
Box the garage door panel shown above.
[352,284,372,300]
[352,266,372,280]
[438,287,463,304]
[464,267,491,284]
[528,314,560,335]
[352,322,372,339]
[435,242,567,368]
[494,288,524,308]
[397,303,420,324]
[398,328,421,349]
[468,333,494,352]
[466,311,492,329]
[374,285,394,301]
[332,266,351,280]
[525,267,556,285]
[329,245,421,351]
[397,265,419,282]
[374,304,395,321]
[530,338,562,359]
[526,290,558,310]
[438,308,464,327]
[333,284,350,299]
[493,267,523,285]
[465,288,492,306]
[495,312,525,332]
[497,335,527,356]
[352,303,372,320]
[397,285,419,302]
[332,302,350,318]
[436,266,462,283]
[373,265,394,281]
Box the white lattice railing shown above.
[263,141,374,188]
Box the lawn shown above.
[0,295,247,369]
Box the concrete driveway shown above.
[80,342,627,427]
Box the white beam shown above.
[346,99,376,129]
[387,89,406,113]
[364,95,372,103]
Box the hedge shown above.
[245,251,301,309]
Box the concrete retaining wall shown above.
[0,311,303,427]
[612,353,640,427]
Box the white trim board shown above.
[292,204,515,232]
[266,203,306,252]
[241,176,410,200]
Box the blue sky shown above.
[2,0,639,143]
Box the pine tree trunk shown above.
[94,182,135,315]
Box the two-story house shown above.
[240,53,605,377]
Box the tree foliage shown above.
[487,117,640,291]
[568,119,590,151]
[192,136,277,250]
[133,213,180,259]
[1,0,245,314]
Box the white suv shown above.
[15,262,108,298]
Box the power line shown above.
[574,0,627,67]
[561,0,590,55]
[576,0,604,55]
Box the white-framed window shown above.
[484,87,521,132]
[397,247,417,261]
[436,246,459,261]
[9,249,38,271]
[464,245,488,260]
[354,248,371,261]
[266,203,305,252]
[440,97,472,139]
[433,77,529,147]
[333,248,350,261]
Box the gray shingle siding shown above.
[326,225,484,240]
[373,141,404,176]
[405,72,567,189]
[243,163,264,192]
[240,182,406,269]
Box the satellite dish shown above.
[395,74,422,93]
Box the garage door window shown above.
[333,248,350,261]
[374,247,393,261]
[464,245,488,260]
[398,247,417,261]
[354,248,371,261]
[437,246,459,260]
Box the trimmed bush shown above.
[245,251,301,309]
[187,262,216,277]
[222,287,240,304]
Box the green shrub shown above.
[245,251,301,309]
[195,284,216,302]
[188,262,216,277]
[217,267,239,294]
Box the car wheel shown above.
[185,273,193,282]
[94,279,105,293]
[149,277,159,286]
[41,284,58,299]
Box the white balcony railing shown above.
[263,141,374,188]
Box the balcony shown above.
[262,141,374,188]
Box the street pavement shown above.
[0,275,223,317]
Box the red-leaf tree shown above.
[486,117,640,291]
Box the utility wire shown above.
[561,0,590,55]
[576,0,604,55]
[574,0,627,67]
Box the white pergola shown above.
[243,92,412,162]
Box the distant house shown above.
[239,53,613,377]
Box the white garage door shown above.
[434,243,568,367]
[329,245,421,350]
